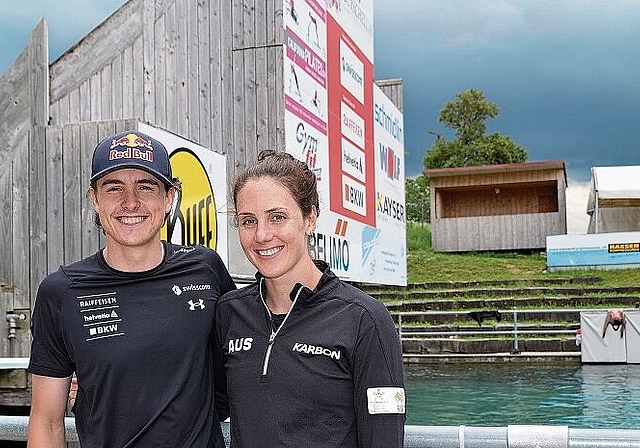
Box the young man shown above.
[27,130,235,448]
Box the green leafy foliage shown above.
[423,89,528,169]
[405,176,430,224]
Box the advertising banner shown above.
[283,0,406,285]
[547,232,640,270]
[139,123,229,266]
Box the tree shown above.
[423,89,528,169]
[405,175,430,224]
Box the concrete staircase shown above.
[357,277,640,362]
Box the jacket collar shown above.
[254,260,337,306]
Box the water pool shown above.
[405,363,640,429]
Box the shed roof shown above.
[588,165,640,202]
[586,165,640,233]
[423,159,566,179]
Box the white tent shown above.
[587,166,640,233]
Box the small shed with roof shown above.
[424,160,567,252]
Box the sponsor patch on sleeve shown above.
[367,387,406,414]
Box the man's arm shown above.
[27,374,72,448]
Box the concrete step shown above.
[402,337,580,356]
[386,296,640,312]
[374,285,640,302]
[400,323,579,334]
[355,276,604,292]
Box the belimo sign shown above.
[161,148,218,250]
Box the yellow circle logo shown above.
[162,148,218,249]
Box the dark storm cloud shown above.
[374,0,640,182]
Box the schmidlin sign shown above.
[282,0,406,285]
[138,123,229,265]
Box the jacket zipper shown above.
[260,278,304,377]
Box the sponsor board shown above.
[547,231,640,269]
[139,123,228,265]
[282,0,405,285]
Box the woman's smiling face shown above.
[235,176,316,283]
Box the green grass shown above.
[406,222,640,286]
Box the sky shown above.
[1,1,638,233]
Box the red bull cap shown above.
[90,130,174,187]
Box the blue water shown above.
[405,363,640,429]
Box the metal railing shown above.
[394,307,590,354]
[2,417,640,447]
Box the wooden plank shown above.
[28,125,47,310]
[155,12,167,128]
[79,80,91,122]
[243,49,257,158]
[29,20,49,127]
[209,0,223,152]
[0,48,28,99]
[0,369,27,389]
[132,37,144,120]
[243,0,256,48]
[111,53,123,118]
[164,1,178,132]
[175,0,189,136]
[56,94,70,125]
[143,0,157,125]
[69,87,80,123]
[232,0,244,50]
[255,46,268,153]
[27,21,50,306]
[274,0,284,45]
[187,0,200,142]
[232,49,246,169]
[80,122,101,258]
[265,45,278,149]
[46,126,65,274]
[122,45,134,118]
[0,177,12,356]
[198,0,211,148]
[90,71,101,121]
[255,0,267,46]
[62,124,82,264]
[0,171,12,281]
[274,42,285,150]
[220,0,234,156]
[49,100,60,125]
[266,0,275,45]
[12,139,29,309]
[100,64,113,119]
[0,51,29,154]
[11,306,31,358]
[0,293,12,356]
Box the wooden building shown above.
[0,0,402,404]
[424,160,567,252]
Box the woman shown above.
[215,150,405,447]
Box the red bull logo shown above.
[109,133,153,162]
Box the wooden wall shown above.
[429,166,567,252]
[0,21,50,362]
[49,0,285,181]
[376,78,403,112]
